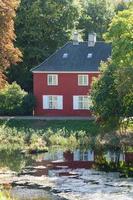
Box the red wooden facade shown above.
[33,72,99,116]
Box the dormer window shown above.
[87,53,92,58]
[47,74,58,85]
[63,53,68,58]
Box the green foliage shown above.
[7,0,79,91]
[0,119,132,154]
[0,82,35,115]
[0,82,26,115]
[91,8,133,131]
[78,0,115,40]
[0,119,102,151]
[104,9,133,67]
[29,133,46,152]
[91,61,121,129]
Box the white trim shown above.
[32,71,99,74]
[73,96,79,110]
[58,96,63,110]
[43,96,49,109]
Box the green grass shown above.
[0,119,100,136]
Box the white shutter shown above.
[57,96,63,110]
[88,150,94,161]
[43,96,49,109]
[73,96,79,110]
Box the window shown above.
[80,152,88,161]
[63,53,68,58]
[78,96,89,109]
[43,95,63,110]
[47,74,58,85]
[78,75,88,86]
[48,96,58,109]
[87,53,92,58]
[74,150,94,161]
[73,96,92,110]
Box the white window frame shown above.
[78,75,88,86]
[47,74,58,86]
[43,95,63,110]
[73,95,92,110]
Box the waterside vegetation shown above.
[0,119,132,176]
[0,119,132,152]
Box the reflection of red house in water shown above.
[58,150,95,169]
[33,150,95,176]
[125,152,133,165]
[31,150,133,177]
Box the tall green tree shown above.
[7,0,79,91]
[91,61,121,130]
[91,8,133,132]
[78,0,115,40]
[0,0,22,89]
[105,9,133,67]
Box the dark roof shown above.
[31,41,111,72]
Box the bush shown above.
[0,82,35,116]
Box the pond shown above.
[0,149,133,200]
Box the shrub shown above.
[0,82,35,115]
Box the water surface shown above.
[0,149,133,200]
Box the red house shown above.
[31,33,111,117]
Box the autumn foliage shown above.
[0,0,22,89]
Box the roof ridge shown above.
[83,40,107,43]
[31,42,71,72]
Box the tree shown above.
[105,9,133,67]
[78,0,115,40]
[0,0,22,89]
[91,61,122,130]
[105,9,133,122]
[7,0,79,91]
[91,8,133,132]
